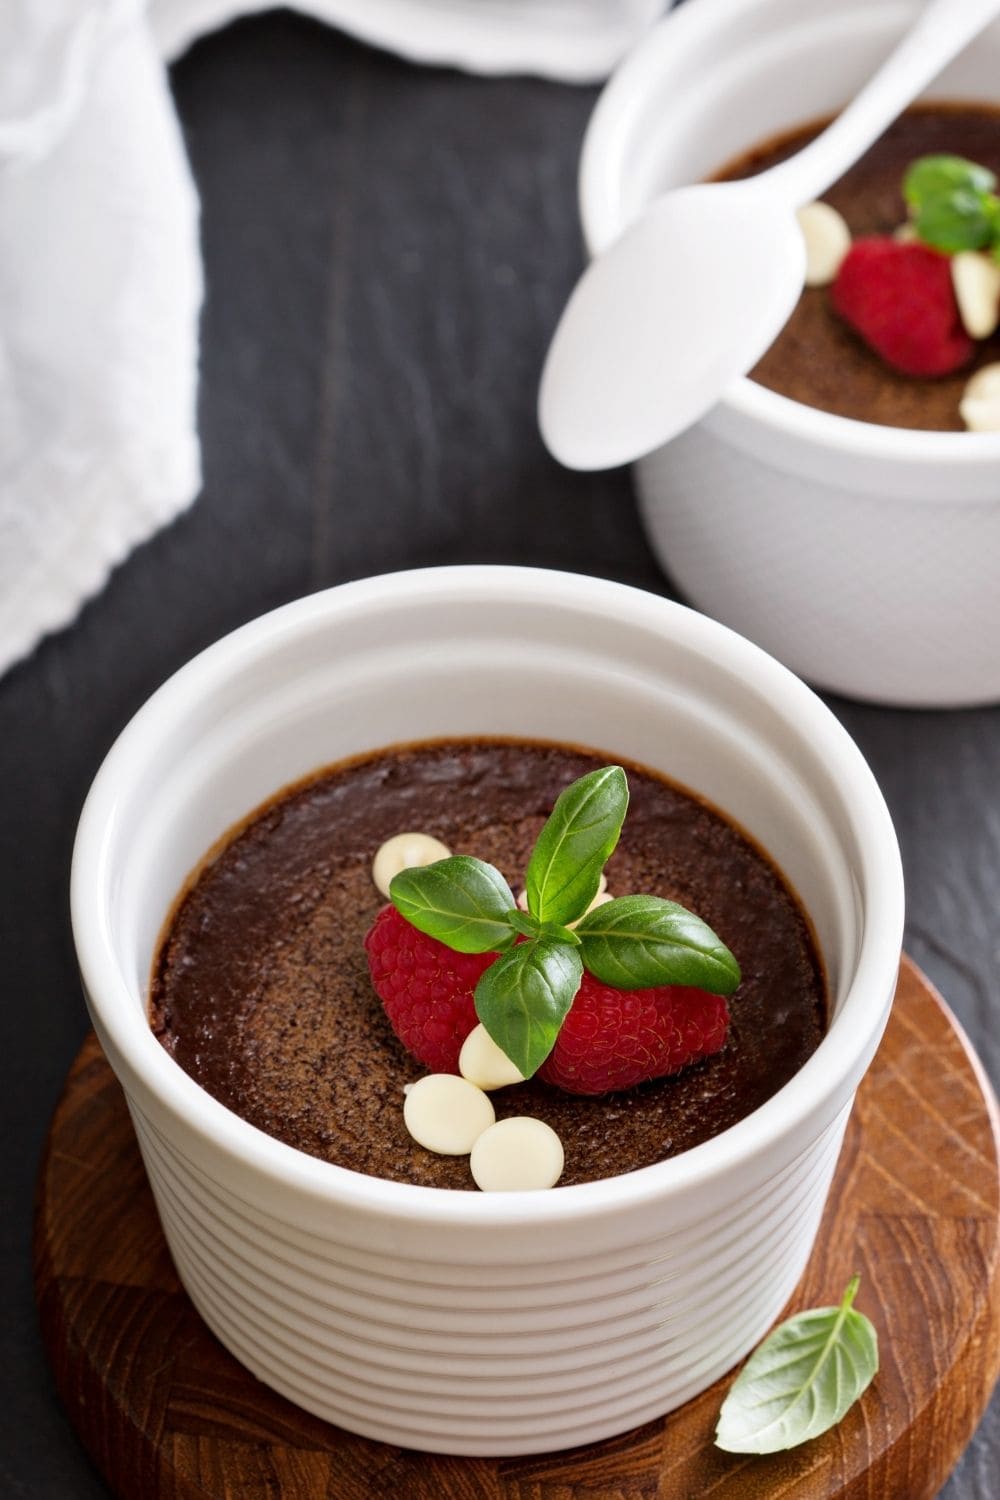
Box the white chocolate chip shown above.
[960,362,1000,431]
[952,251,1000,340]
[959,397,1000,431]
[470,1117,565,1192]
[963,362,1000,402]
[893,222,919,243]
[402,1074,495,1155]
[796,201,851,287]
[459,1024,525,1090]
[516,887,530,911]
[372,832,451,898]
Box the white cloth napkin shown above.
[0,0,665,678]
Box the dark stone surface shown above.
[1,12,996,1497]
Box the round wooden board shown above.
[34,956,1000,1500]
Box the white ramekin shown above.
[580,0,1000,708]
[71,566,903,1456]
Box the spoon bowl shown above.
[539,182,805,471]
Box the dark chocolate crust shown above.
[150,740,826,1189]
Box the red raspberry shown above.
[365,906,729,1094]
[365,904,493,1073]
[538,970,728,1095]
[830,237,974,377]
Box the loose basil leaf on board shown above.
[474,939,583,1078]
[524,765,628,926]
[389,856,516,953]
[715,1277,879,1454]
[575,894,741,995]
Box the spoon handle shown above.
[757,0,1000,206]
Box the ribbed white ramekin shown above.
[579,0,1000,707]
[71,566,903,1455]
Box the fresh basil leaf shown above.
[389,856,516,953]
[504,908,539,940]
[575,894,740,994]
[904,154,997,206]
[524,765,628,926]
[474,939,583,1078]
[715,1277,878,1454]
[502,911,581,945]
[904,154,999,253]
[536,920,581,947]
[912,193,995,253]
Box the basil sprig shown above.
[388,765,741,1078]
[904,154,1000,260]
[715,1277,879,1453]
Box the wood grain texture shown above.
[33,957,1000,1500]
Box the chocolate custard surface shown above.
[718,103,1000,429]
[151,741,825,1189]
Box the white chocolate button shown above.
[952,251,1000,339]
[516,887,530,911]
[959,397,1000,431]
[963,362,1000,403]
[459,1024,525,1090]
[470,1117,565,1192]
[960,398,1000,431]
[402,1074,495,1155]
[960,363,1000,430]
[796,201,851,287]
[372,832,451,898]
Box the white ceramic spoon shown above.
[538,0,1000,471]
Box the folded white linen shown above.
[0,0,201,677]
[0,0,664,678]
